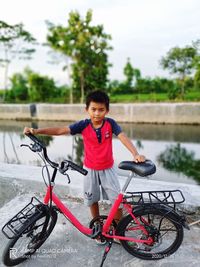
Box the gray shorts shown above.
[83,166,121,206]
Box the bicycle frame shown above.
[20,133,153,245]
[43,183,154,245]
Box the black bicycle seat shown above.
[118,160,156,177]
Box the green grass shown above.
[184,91,200,101]
[110,93,168,103]
[110,91,200,103]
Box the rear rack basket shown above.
[2,197,45,239]
[123,190,185,209]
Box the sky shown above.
[0,0,200,87]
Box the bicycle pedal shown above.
[91,223,102,239]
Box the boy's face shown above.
[86,101,108,124]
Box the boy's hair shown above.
[86,90,110,110]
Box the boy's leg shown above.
[83,167,101,217]
[99,167,123,223]
[90,202,100,218]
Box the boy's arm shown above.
[117,132,145,162]
[23,126,71,136]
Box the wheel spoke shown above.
[117,207,183,260]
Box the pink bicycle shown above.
[2,134,189,266]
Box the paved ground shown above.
[0,189,200,267]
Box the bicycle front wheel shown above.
[116,206,184,260]
[2,206,57,266]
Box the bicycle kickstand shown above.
[99,239,113,267]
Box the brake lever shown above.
[65,173,71,184]
[21,144,31,149]
[20,143,42,153]
[60,170,71,184]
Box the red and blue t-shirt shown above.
[69,118,122,170]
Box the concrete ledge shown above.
[0,103,200,124]
[0,163,199,209]
[0,104,31,120]
[109,103,200,124]
[36,104,87,121]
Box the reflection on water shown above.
[0,120,200,185]
[67,136,84,166]
[158,143,200,184]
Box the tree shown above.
[46,9,112,103]
[0,21,36,99]
[193,40,200,90]
[123,58,141,92]
[194,68,200,90]
[28,72,57,102]
[160,45,197,98]
[123,58,134,89]
[9,72,28,101]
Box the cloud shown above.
[0,0,200,85]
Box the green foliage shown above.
[160,46,197,75]
[194,68,200,90]
[28,72,57,102]
[108,59,141,95]
[9,73,28,100]
[123,58,141,91]
[123,58,134,89]
[167,82,180,100]
[0,90,4,99]
[0,20,36,94]
[108,75,196,100]
[4,68,70,103]
[160,45,197,97]
[135,77,175,94]
[46,9,112,102]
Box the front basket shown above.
[2,197,45,239]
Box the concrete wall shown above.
[109,103,200,124]
[0,104,31,120]
[36,104,87,121]
[0,103,200,124]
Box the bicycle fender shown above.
[131,204,190,230]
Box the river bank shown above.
[0,103,200,124]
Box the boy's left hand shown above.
[134,154,146,163]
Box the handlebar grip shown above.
[26,133,45,148]
[61,160,88,176]
[68,161,88,176]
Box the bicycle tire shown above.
[116,205,184,260]
[2,206,57,266]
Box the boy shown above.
[23,91,145,243]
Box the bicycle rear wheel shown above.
[116,206,183,260]
[2,206,57,266]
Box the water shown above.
[0,120,200,185]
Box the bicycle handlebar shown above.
[60,160,88,176]
[26,133,46,148]
[26,133,59,168]
[24,133,88,176]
